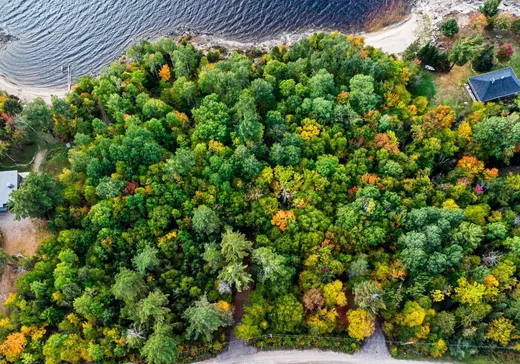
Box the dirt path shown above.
[32,147,47,173]
[354,319,391,360]
[0,213,49,314]
[217,284,257,360]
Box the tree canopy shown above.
[2,31,520,362]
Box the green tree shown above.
[480,0,502,19]
[21,97,52,132]
[183,295,233,342]
[192,205,220,235]
[441,19,460,38]
[192,94,230,142]
[137,290,171,326]
[252,247,294,295]
[141,324,178,364]
[9,173,63,220]
[235,90,264,143]
[112,268,148,304]
[473,45,495,72]
[133,244,160,275]
[349,75,378,115]
[353,281,386,316]
[218,263,252,293]
[449,35,485,71]
[220,227,253,264]
[272,294,304,333]
[473,116,520,163]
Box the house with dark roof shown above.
[467,67,520,103]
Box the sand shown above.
[0,75,67,104]
[363,13,423,55]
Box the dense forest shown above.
[3,29,520,363]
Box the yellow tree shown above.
[347,309,375,341]
[159,64,171,82]
[486,317,515,346]
[0,332,27,362]
[323,280,347,308]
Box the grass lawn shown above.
[409,66,474,116]
[41,147,70,177]
[431,64,475,115]
[409,70,437,100]
[0,132,64,172]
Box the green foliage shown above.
[441,19,460,38]
[480,0,502,19]
[473,115,520,163]
[220,228,253,264]
[449,35,486,69]
[473,45,495,73]
[183,295,233,342]
[272,294,304,333]
[349,74,379,115]
[5,31,520,363]
[112,268,148,304]
[141,324,178,364]
[9,172,63,219]
[192,205,221,235]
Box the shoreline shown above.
[7,0,519,102]
[0,75,66,104]
[0,14,423,103]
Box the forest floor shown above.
[0,213,49,314]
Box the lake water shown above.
[0,0,409,88]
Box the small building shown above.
[468,67,520,103]
[0,171,23,212]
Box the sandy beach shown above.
[363,13,422,54]
[0,75,67,104]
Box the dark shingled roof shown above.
[468,67,520,102]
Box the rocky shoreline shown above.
[416,0,520,28]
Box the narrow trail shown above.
[32,147,47,173]
[217,284,257,361]
[354,319,391,360]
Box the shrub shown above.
[512,18,520,35]
[469,13,489,33]
[495,13,514,32]
[496,43,514,62]
[441,19,460,38]
[473,45,495,72]
[479,0,502,19]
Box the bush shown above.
[469,13,489,33]
[497,43,514,62]
[473,45,495,72]
[479,0,502,19]
[248,335,360,354]
[512,18,520,35]
[403,40,422,62]
[417,43,451,72]
[495,13,514,32]
[441,19,460,38]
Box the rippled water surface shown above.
[0,0,408,87]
